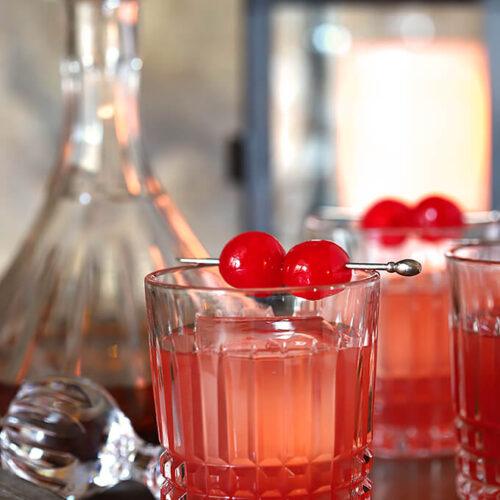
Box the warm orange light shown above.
[114,88,138,143]
[335,40,491,211]
[148,245,166,272]
[118,2,139,25]
[155,193,209,259]
[123,162,141,195]
[97,104,115,120]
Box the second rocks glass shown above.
[305,210,499,458]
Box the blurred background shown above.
[0,0,497,271]
[0,0,242,271]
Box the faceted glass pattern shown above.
[305,212,500,458]
[145,265,379,499]
[447,243,500,500]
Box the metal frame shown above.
[486,0,500,208]
[244,0,272,231]
[244,0,499,231]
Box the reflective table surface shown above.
[89,457,459,500]
[372,457,458,500]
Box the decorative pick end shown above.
[388,259,422,276]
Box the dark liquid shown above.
[0,384,20,417]
[108,384,158,443]
[0,382,158,444]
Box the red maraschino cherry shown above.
[282,240,352,300]
[361,199,412,246]
[219,231,285,288]
[412,195,463,230]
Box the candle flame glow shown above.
[335,40,491,211]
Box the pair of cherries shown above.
[361,195,463,245]
[219,232,351,299]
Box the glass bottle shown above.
[0,0,207,443]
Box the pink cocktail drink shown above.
[305,210,500,457]
[152,318,374,499]
[305,213,461,456]
[146,266,379,499]
[447,243,500,499]
[374,272,454,456]
[453,314,500,494]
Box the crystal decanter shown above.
[0,0,207,443]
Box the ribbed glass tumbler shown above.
[447,243,500,500]
[305,211,500,458]
[145,265,380,500]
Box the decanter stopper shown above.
[0,377,162,499]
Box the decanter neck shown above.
[52,0,154,197]
[66,0,139,67]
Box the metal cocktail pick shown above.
[178,258,423,277]
[0,377,162,499]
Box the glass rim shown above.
[446,241,500,266]
[305,208,500,236]
[145,264,380,294]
